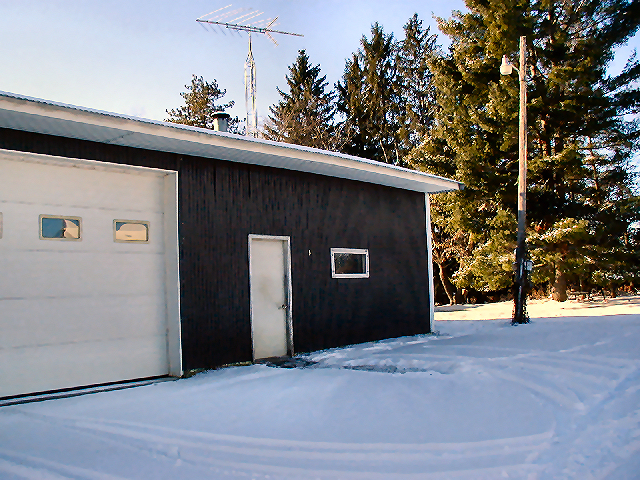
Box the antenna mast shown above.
[245,35,258,136]
[197,5,303,137]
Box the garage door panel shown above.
[0,336,168,398]
[1,152,177,398]
[0,295,167,349]
[0,160,165,212]
[0,252,165,298]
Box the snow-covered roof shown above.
[0,91,463,194]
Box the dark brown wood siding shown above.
[0,128,430,370]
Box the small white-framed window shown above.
[40,215,81,240]
[331,248,369,278]
[114,220,150,243]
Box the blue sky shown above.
[0,0,638,130]
[0,0,467,123]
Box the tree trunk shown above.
[436,261,460,305]
[551,266,568,302]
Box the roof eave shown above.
[0,91,464,194]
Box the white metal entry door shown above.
[249,236,291,360]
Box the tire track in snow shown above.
[539,369,640,479]
[302,338,640,478]
[340,347,638,411]
[5,319,638,479]
[13,411,555,479]
[11,410,553,479]
[495,353,637,411]
[0,457,71,480]
[0,448,128,480]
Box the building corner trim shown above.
[425,194,435,333]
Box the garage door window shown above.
[114,220,149,243]
[40,215,81,240]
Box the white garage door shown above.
[0,149,181,398]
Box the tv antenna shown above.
[197,5,303,137]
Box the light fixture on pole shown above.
[500,36,531,325]
[500,55,513,75]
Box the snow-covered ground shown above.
[435,294,640,321]
[1,298,639,479]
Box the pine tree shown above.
[166,75,241,133]
[396,14,439,154]
[409,0,640,301]
[337,23,402,164]
[263,50,337,150]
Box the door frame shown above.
[248,234,294,360]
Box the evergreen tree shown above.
[409,0,640,301]
[430,191,473,304]
[396,14,439,153]
[337,23,402,164]
[263,50,337,150]
[166,75,241,133]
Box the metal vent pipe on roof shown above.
[212,112,230,132]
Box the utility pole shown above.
[501,36,531,324]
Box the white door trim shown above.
[163,172,182,376]
[248,234,293,360]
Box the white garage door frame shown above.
[0,148,182,397]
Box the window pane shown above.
[334,253,366,274]
[114,221,149,242]
[41,216,81,240]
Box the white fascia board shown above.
[0,92,464,194]
[0,146,174,177]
